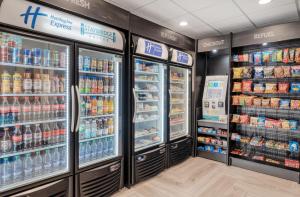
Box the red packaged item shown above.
[283,48,289,63]
[285,159,300,169]
[242,80,252,92]
[232,95,240,105]
[253,97,262,107]
[232,82,242,92]
[283,66,291,77]
[274,66,284,78]
[245,96,254,106]
[295,48,300,63]
[240,115,250,124]
[278,82,290,93]
[291,100,300,110]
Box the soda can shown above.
[97,59,103,72]
[22,48,32,65]
[52,50,59,67]
[43,49,51,67]
[83,56,91,71]
[91,58,97,72]
[59,51,66,68]
[11,47,21,64]
[79,55,83,71]
[32,48,42,66]
[0,46,9,62]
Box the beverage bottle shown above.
[1,70,11,94]
[52,122,60,144]
[103,138,108,156]
[1,157,12,184]
[108,97,113,114]
[23,71,32,94]
[58,96,65,117]
[103,77,108,94]
[91,119,97,138]
[85,142,91,161]
[12,72,22,94]
[23,153,33,179]
[80,97,86,116]
[12,155,22,182]
[51,97,59,118]
[22,97,32,122]
[0,128,12,153]
[43,149,52,172]
[79,76,85,94]
[85,77,91,94]
[42,74,51,93]
[97,97,103,115]
[51,75,59,93]
[91,77,97,94]
[91,96,97,116]
[97,77,103,94]
[33,73,42,93]
[103,60,108,73]
[59,147,66,168]
[42,123,52,145]
[108,118,114,135]
[78,55,83,71]
[23,125,33,150]
[103,97,107,115]
[59,51,66,68]
[96,119,101,137]
[91,140,97,159]
[108,137,114,155]
[59,122,66,143]
[85,97,91,116]
[96,139,103,158]
[33,124,42,147]
[41,97,51,120]
[11,96,21,123]
[84,120,91,139]
[79,142,85,162]
[1,96,11,124]
[79,121,85,140]
[103,119,108,136]
[109,77,114,93]
[100,119,105,136]
[59,76,65,93]
[12,125,22,152]
[32,96,41,120]
[52,148,60,169]
[108,61,114,73]
[34,151,43,176]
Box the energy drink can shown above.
[11,47,21,64]
[59,51,66,68]
[32,48,42,66]
[79,55,83,71]
[0,46,8,62]
[83,56,91,71]
[52,50,59,67]
[91,58,97,72]
[43,49,51,67]
[22,48,32,65]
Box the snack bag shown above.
[231,114,240,123]
[233,67,243,79]
[233,55,239,62]
[249,53,254,64]
[273,120,282,128]
[278,82,290,93]
[290,82,300,93]
[257,117,265,127]
[263,66,274,78]
[242,80,252,92]
[262,51,271,63]
[282,66,291,77]
[265,118,276,128]
[280,99,290,109]
[289,48,295,63]
[232,95,240,105]
[291,65,300,77]
[289,120,298,130]
[243,54,249,62]
[265,83,277,93]
[270,98,280,108]
[291,100,300,110]
[254,66,264,78]
[232,82,242,92]
[243,67,252,78]
[276,49,283,62]
[254,52,262,65]
[250,117,258,127]
[271,50,277,62]
[281,120,290,129]
[253,97,262,107]
[274,66,284,78]
[239,95,246,106]
[295,48,300,63]
[283,48,289,63]
[240,115,250,124]
[253,83,265,93]
[245,96,254,106]
[262,98,270,107]
[238,54,244,62]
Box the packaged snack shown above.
[233,55,239,62]
[240,115,250,124]
[243,54,249,62]
[238,54,244,62]
[283,66,291,77]
[252,155,265,161]
[295,48,300,63]
[253,97,262,107]
[257,117,265,127]
[231,114,240,123]
[289,48,295,62]
[285,159,300,169]
[232,82,242,92]
[263,66,274,78]
[232,95,240,105]
[290,82,300,93]
[233,67,243,79]
[271,50,277,62]
[250,117,258,127]
[253,83,265,93]
[291,100,300,110]
[283,48,289,63]
[245,96,254,106]
[241,137,251,144]
[274,66,284,78]
[266,158,281,165]
[254,66,264,78]
[242,80,252,92]
[265,140,275,148]
[289,141,299,153]
[262,51,271,63]
[249,53,254,64]
[270,98,280,108]
[254,52,262,65]
[281,120,290,129]
[289,120,298,130]
[239,95,246,106]
[262,98,270,107]
[273,120,282,128]
[291,65,300,77]
[243,67,252,78]
[278,82,290,93]
[265,83,277,93]
[231,133,241,141]
[250,136,264,147]
[276,49,283,62]
[265,118,276,128]
[280,99,290,109]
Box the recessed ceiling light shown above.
[212,49,218,53]
[259,0,272,5]
[179,21,188,26]
[262,42,268,46]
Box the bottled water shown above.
[91,140,97,159]
[108,137,114,155]
[12,155,23,182]
[59,147,66,168]
[43,149,52,172]
[103,138,108,156]
[52,148,60,169]
[96,139,103,158]
[85,142,92,161]
[34,151,43,176]
[23,153,33,179]
[79,142,85,162]
[1,157,12,184]
[91,120,97,138]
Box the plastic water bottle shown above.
[96,139,103,158]
[52,148,60,169]
[1,157,12,184]
[85,142,92,161]
[12,155,22,182]
[59,147,66,168]
[34,151,43,176]
[43,149,52,172]
[23,153,33,179]
[84,120,91,139]
[91,140,97,159]
[91,120,97,138]
[103,138,108,156]
[108,137,114,155]
[79,142,85,162]
[79,121,85,140]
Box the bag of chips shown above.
[262,98,270,107]
[239,95,246,106]
[232,95,240,105]
[270,98,280,108]
[238,54,244,62]
[291,100,300,110]
[257,117,265,127]
[273,120,282,128]
[233,67,243,79]
[254,52,262,65]
[254,66,264,78]
[278,82,290,93]
[253,97,262,107]
[250,117,258,127]
[253,83,265,93]
[283,48,290,63]
[274,66,284,78]
[262,51,271,63]
[295,48,300,63]
[290,82,300,93]
[265,118,276,128]
[283,66,291,77]
[233,55,239,62]
[264,66,274,78]
[291,65,300,77]
[265,83,277,93]
[232,82,242,92]
[240,115,250,124]
[249,53,254,64]
[281,120,290,129]
[271,50,277,62]
[243,67,252,78]
[243,54,249,62]
[280,99,290,109]
[242,80,252,92]
[289,48,295,63]
[276,49,283,62]
[289,120,298,130]
[245,96,254,106]
[231,114,240,123]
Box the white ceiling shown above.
[104,0,300,39]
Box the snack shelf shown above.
[234,124,300,136]
[233,77,300,82]
[79,134,115,143]
[197,141,227,149]
[241,92,300,99]
[232,61,298,67]
[79,70,114,76]
[198,131,227,138]
[197,120,228,130]
[0,61,66,71]
[0,118,66,128]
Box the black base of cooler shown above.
[197,150,227,163]
[230,157,300,183]
[168,137,192,168]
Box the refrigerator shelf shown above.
[170,121,185,126]
[79,70,114,76]
[198,141,227,149]
[170,81,185,84]
[134,118,159,123]
[0,93,66,97]
[135,80,160,83]
[79,134,115,143]
[135,131,158,138]
[0,143,65,159]
[80,93,115,96]
[79,154,118,168]
[80,114,114,119]
[134,71,159,75]
[170,101,185,104]
[170,132,187,139]
[0,118,66,128]
[136,100,159,102]
[170,91,185,94]
[0,61,67,71]
[136,109,158,113]
[169,111,185,116]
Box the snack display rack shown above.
[229,40,300,182]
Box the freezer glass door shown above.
[0,32,70,192]
[134,58,166,151]
[169,66,191,140]
[78,48,121,168]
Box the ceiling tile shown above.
[171,0,219,12]
[211,15,254,33]
[234,0,295,13]
[104,0,156,11]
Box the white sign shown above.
[135,37,168,60]
[0,0,124,50]
[170,48,193,66]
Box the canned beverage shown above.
[91,58,97,72]
[108,61,114,73]
[103,60,108,73]
[0,46,8,62]
[7,40,16,47]
[32,48,42,66]
[11,47,21,64]
[43,49,51,67]
[52,50,59,67]
[22,48,32,65]
[59,51,66,68]
[97,59,103,72]
[83,56,91,71]
[79,55,83,71]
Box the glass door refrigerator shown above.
[0,30,72,195]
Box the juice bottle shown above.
[42,73,51,93]
[85,76,91,94]
[108,97,114,114]
[91,77,97,94]
[12,72,22,94]
[108,118,114,134]
[97,77,103,94]
[91,96,97,116]
[97,97,103,115]
[103,97,107,114]
[33,73,42,93]
[59,75,65,93]
[1,70,11,94]
[23,71,32,94]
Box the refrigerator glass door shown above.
[0,31,70,192]
[169,66,191,140]
[78,48,121,168]
[134,58,166,151]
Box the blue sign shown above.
[177,51,189,64]
[20,5,47,29]
[144,40,162,57]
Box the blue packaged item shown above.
[233,55,239,62]
[197,146,205,151]
[289,120,298,130]
[289,141,299,153]
[254,52,262,65]
[290,82,300,93]
[254,66,264,78]
[280,99,290,109]
[257,117,265,127]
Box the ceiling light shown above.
[259,0,272,5]
[212,49,218,53]
[262,42,268,46]
[179,21,188,26]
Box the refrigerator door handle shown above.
[71,85,75,132]
[133,88,137,122]
[169,89,172,117]
[75,85,80,132]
